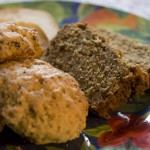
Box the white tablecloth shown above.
[0,0,150,20]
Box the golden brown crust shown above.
[0,20,49,52]
[0,59,88,144]
[16,21,49,52]
[0,22,43,63]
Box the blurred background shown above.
[0,0,150,20]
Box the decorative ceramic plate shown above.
[0,1,150,150]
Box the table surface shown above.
[0,0,150,20]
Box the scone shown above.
[45,23,149,118]
[0,59,88,144]
[0,22,43,63]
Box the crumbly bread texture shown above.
[0,8,59,41]
[45,23,149,118]
[0,59,88,144]
[99,28,150,82]
[0,22,43,63]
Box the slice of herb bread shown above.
[99,28,150,84]
[45,23,149,118]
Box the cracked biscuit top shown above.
[0,22,43,63]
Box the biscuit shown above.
[0,22,43,63]
[0,59,88,144]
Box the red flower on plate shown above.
[98,113,150,148]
